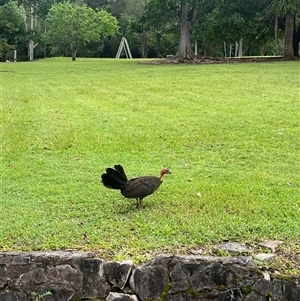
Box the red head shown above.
[160,168,171,178]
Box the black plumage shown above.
[101,164,171,209]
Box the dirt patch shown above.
[146,56,300,65]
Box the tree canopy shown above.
[271,0,300,59]
[0,0,26,59]
[46,2,119,60]
[0,0,299,61]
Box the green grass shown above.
[1,58,299,265]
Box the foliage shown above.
[271,0,300,16]
[131,0,179,57]
[189,0,268,56]
[103,0,148,57]
[2,0,298,60]
[131,0,283,58]
[1,58,299,265]
[30,291,52,301]
[209,0,266,42]
[271,0,300,59]
[0,0,26,59]
[46,2,119,58]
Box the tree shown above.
[137,0,201,61]
[46,2,119,60]
[85,0,108,10]
[272,0,300,59]
[204,0,272,57]
[175,0,197,60]
[0,0,26,60]
[6,0,64,60]
[133,0,178,58]
[105,0,148,57]
[294,23,300,56]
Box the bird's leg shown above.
[139,198,143,210]
[135,198,143,210]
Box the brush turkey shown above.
[101,164,171,209]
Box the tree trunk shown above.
[238,38,243,57]
[283,13,295,60]
[141,30,148,58]
[72,50,77,61]
[175,0,195,60]
[235,41,238,57]
[28,40,34,61]
[293,23,300,57]
[156,32,162,58]
[274,14,278,41]
[28,5,34,61]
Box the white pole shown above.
[124,38,132,59]
[29,5,34,60]
[116,37,124,58]
[14,50,17,62]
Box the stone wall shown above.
[0,251,299,301]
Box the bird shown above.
[101,164,171,209]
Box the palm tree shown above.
[272,0,300,60]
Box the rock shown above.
[245,277,289,301]
[254,253,276,261]
[258,240,284,253]
[80,258,110,299]
[262,271,270,281]
[12,256,31,266]
[106,292,138,301]
[129,264,169,301]
[169,262,190,293]
[19,267,47,285]
[152,253,174,267]
[46,264,82,288]
[0,291,27,301]
[189,262,239,291]
[244,290,268,301]
[166,293,201,301]
[169,255,258,294]
[104,260,133,289]
[17,264,83,296]
[283,280,300,301]
[216,288,243,301]
[0,251,299,301]
[37,286,74,301]
[271,278,283,301]
[252,278,270,296]
[0,266,8,288]
[215,242,251,256]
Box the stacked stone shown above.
[0,251,299,301]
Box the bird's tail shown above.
[101,164,128,190]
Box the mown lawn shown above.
[1,58,299,270]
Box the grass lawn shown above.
[1,58,299,272]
